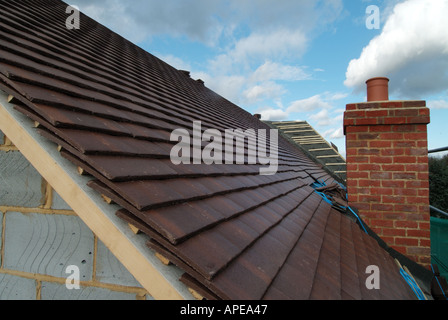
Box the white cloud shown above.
[232,29,309,65]
[322,127,344,140]
[328,92,349,101]
[207,29,309,77]
[429,99,448,109]
[345,0,448,98]
[243,82,285,105]
[287,95,333,113]
[71,0,342,47]
[156,54,191,72]
[257,93,346,126]
[258,108,290,121]
[251,61,310,83]
[193,73,246,105]
[71,0,227,45]
[309,109,331,126]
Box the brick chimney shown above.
[344,77,431,267]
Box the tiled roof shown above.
[0,0,418,300]
[266,121,347,181]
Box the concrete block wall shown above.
[0,130,152,300]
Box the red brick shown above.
[358,164,381,171]
[407,213,429,221]
[346,179,358,188]
[347,171,369,179]
[394,220,418,229]
[357,102,382,110]
[415,124,428,132]
[419,239,431,248]
[350,202,370,211]
[358,133,380,140]
[358,148,380,156]
[418,108,430,116]
[381,148,404,156]
[348,125,370,133]
[346,133,358,141]
[350,156,369,164]
[367,110,389,118]
[382,164,405,172]
[381,101,404,109]
[417,157,429,164]
[345,110,366,118]
[393,156,417,164]
[394,141,416,148]
[370,219,394,228]
[417,140,428,148]
[395,237,419,246]
[371,203,394,212]
[394,109,419,117]
[346,149,358,157]
[407,247,431,256]
[357,118,378,126]
[402,132,427,141]
[369,125,392,133]
[394,204,418,213]
[407,229,430,238]
[346,103,357,111]
[382,180,405,188]
[417,174,429,183]
[383,228,406,236]
[370,172,393,180]
[369,140,392,148]
[406,148,428,156]
[359,179,380,187]
[394,124,417,132]
[406,180,429,188]
[405,163,428,172]
[359,195,381,203]
[382,195,406,204]
[418,206,430,216]
[408,116,430,124]
[371,187,394,196]
[393,188,417,196]
[381,236,395,245]
[403,101,426,108]
[406,196,428,205]
[350,187,370,195]
[419,221,431,230]
[370,156,393,164]
[384,117,408,125]
[379,132,403,140]
[393,172,416,180]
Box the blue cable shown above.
[310,180,369,234]
[399,268,426,300]
[347,206,369,234]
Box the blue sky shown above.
[70,0,448,157]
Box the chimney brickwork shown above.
[344,99,431,266]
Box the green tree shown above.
[429,154,448,218]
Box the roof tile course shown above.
[0,0,418,300]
